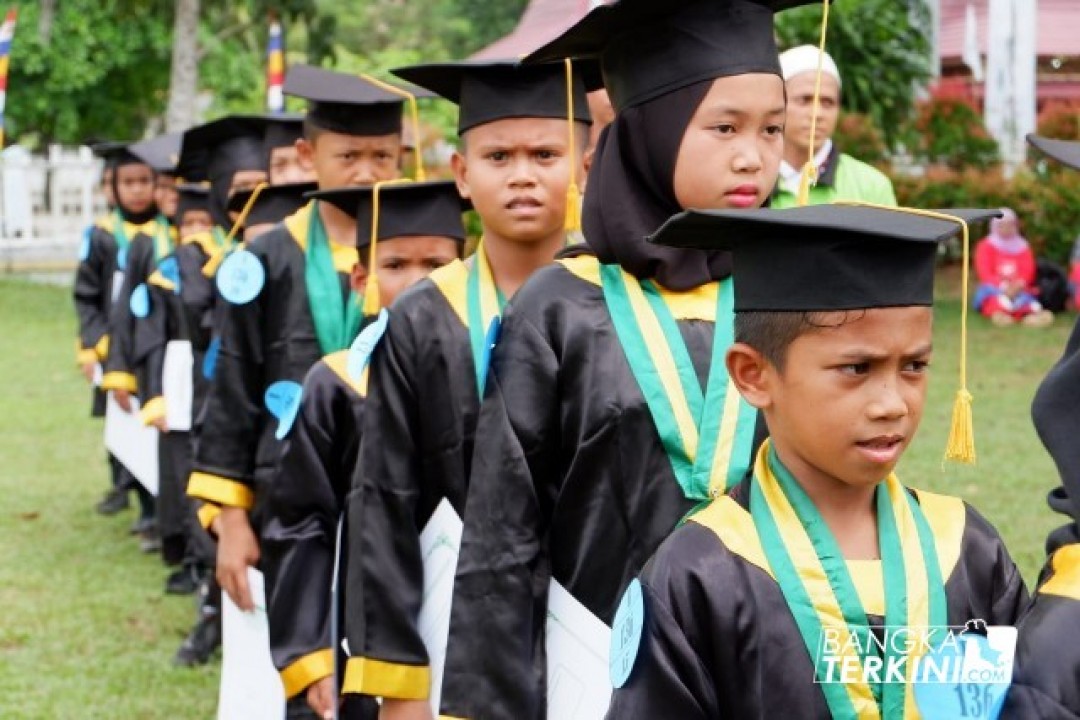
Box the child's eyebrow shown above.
[702,105,787,117]
[834,344,934,361]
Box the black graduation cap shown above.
[1027,134,1080,171]
[175,183,211,222]
[391,59,593,135]
[648,205,1002,312]
[308,180,467,249]
[91,141,145,169]
[227,181,316,230]
[263,114,305,152]
[178,115,269,184]
[129,133,183,175]
[283,64,406,137]
[526,0,821,111]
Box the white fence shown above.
[0,145,107,270]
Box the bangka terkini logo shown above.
[815,620,1017,719]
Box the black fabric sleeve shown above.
[73,227,112,353]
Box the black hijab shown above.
[582,78,732,290]
[110,155,159,225]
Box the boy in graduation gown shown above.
[188,64,407,617]
[266,114,316,185]
[76,142,141,516]
[1000,135,1080,720]
[337,59,590,718]
[262,180,466,720]
[77,142,168,537]
[440,1,813,716]
[605,205,1027,719]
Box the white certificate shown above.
[162,340,194,432]
[546,580,613,719]
[217,568,286,720]
[417,499,464,715]
[104,393,159,496]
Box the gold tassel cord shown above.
[362,178,413,315]
[795,0,832,207]
[834,201,977,465]
[563,58,582,233]
[359,73,426,182]
[226,182,269,244]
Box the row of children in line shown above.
[72,0,1080,717]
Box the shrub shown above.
[910,93,1000,170]
[834,113,890,167]
[1037,100,1080,141]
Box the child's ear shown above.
[350,261,368,296]
[450,151,471,201]
[296,138,316,172]
[726,342,774,410]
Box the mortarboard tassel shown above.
[360,73,426,182]
[795,0,832,207]
[226,182,268,244]
[836,201,977,465]
[563,58,583,235]
[362,179,412,315]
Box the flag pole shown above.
[0,7,20,149]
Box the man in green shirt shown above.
[772,45,897,208]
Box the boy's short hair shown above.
[302,117,326,144]
[734,310,866,370]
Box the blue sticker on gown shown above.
[117,246,128,271]
[913,621,1016,720]
[217,249,265,305]
[478,316,502,387]
[346,308,389,380]
[129,283,150,318]
[610,578,646,689]
[158,256,181,292]
[265,380,303,440]
[78,228,92,261]
[202,336,221,380]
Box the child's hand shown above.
[113,389,133,413]
[80,362,97,384]
[306,676,339,720]
[215,507,260,611]
[151,417,168,433]
[380,699,434,720]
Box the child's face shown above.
[155,175,180,218]
[297,131,402,190]
[269,143,317,185]
[115,163,156,214]
[748,306,933,492]
[101,167,116,207]
[179,209,213,240]
[672,73,785,211]
[352,235,461,307]
[452,117,585,246]
[228,169,269,199]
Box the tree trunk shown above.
[165,0,200,133]
[38,0,56,42]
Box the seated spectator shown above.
[974,208,1054,327]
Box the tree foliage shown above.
[775,0,932,149]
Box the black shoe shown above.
[130,517,155,535]
[173,611,222,667]
[165,568,198,595]
[96,488,130,516]
[139,528,162,554]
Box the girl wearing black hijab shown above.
[441,1,817,717]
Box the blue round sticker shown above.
[347,308,389,381]
[217,249,265,305]
[478,316,502,385]
[117,246,128,271]
[913,625,1015,720]
[129,283,151,318]
[158,256,181,291]
[78,229,92,261]
[610,578,645,689]
[265,380,303,440]
[202,336,221,380]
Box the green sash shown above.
[151,214,173,263]
[750,442,947,719]
[305,201,363,354]
[466,240,507,396]
[599,264,756,501]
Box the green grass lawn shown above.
[0,270,1072,717]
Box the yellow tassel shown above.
[362,274,380,316]
[565,182,582,233]
[944,389,976,464]
[795,162,818,207]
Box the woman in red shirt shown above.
[974,208,1054,326]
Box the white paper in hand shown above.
[217,568,286,720]
[104,393,159,495]
[417,499,463,715]
[545,581,613,719]
[163,340,194,432]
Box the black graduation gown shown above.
[441,255,762,719]
[188,202,355,521]
[606,481,1029,719]
[261,350,372,706]
[342,260,480,701]
[101,224,173,395]
[1001,544,1080,720]
[72,217,124,416]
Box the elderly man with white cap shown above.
[773,45,897,208]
